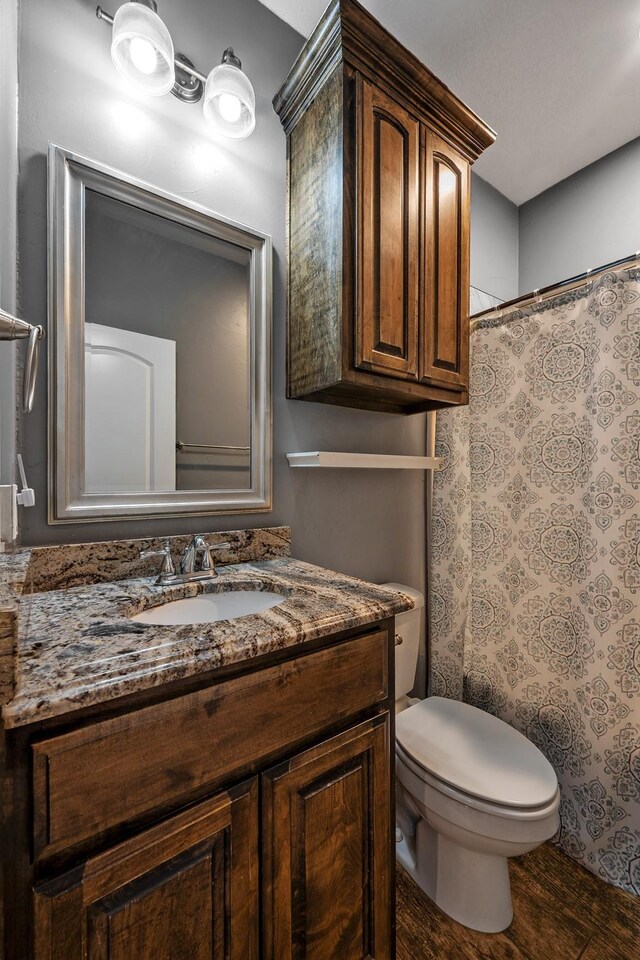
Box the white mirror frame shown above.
[48,144,272,523]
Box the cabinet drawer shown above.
[33,628,389,858]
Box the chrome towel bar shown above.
[176,442,250,454]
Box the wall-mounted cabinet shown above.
[274,0,495,414]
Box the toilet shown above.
[386,583,560,933]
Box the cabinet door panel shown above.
[421,129,470,389]
[34,781,259,960]
[262,716,392,960]
[88,852,218,960]
[357,78,419,380]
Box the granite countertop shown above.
[0,548,31,709]
[0,547,30,606]
[3,557,413,728]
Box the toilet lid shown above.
[396,697,558,808]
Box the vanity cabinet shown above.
[274,0,495,414]
[4,622,395,960]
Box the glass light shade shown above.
[203,62,256,140]
[111,2,175,96]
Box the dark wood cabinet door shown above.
[421,128,470,389]
[33,780,259,960]
[262,715,392,960]
[356,77,420,381]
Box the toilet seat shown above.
[396,697,558,810]
[396,743,560,822]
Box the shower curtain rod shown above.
[471,248,640,321]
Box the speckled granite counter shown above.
[0,526,292,597]
[0,527,293,710]
[0,548,30,705]
[0,548,30,603]
[2,552,413,729]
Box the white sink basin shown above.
[131,590,286,626]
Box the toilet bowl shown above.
[385,583,560,933]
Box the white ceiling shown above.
[260,0,640,205]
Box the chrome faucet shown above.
[180,534,213,575]
[139,536,231,585]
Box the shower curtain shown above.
[431,269,640,895]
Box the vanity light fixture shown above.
[96,1,257,139]
[110,0,175,96]
[204,49,256,140]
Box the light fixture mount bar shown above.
[173,56,206,85]
[95,6,114,26]
[95,4,206,101]
[173,54,204,102]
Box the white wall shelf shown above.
[286,451,443,470]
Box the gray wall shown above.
[16,0,427,591]
[470,173,518,302]
[0,0,18,485]
[519,136,640,293]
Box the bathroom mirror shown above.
[48,145,271,523]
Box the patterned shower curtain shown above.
[430,270,640,895]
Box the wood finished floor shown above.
[396,842,640,960]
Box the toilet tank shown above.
[382,583,424,700]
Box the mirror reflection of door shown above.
[84,323,176,494]
[83,189,252,495]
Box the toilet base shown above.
[396,818,513,933]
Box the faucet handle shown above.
[178,536,232,576]
[194,539,229,571]
[191,538,231,572]
[139,539,176,577]
[203,541,231,568]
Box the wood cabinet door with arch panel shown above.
[356,77,420,381]
[421,129,471,390]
